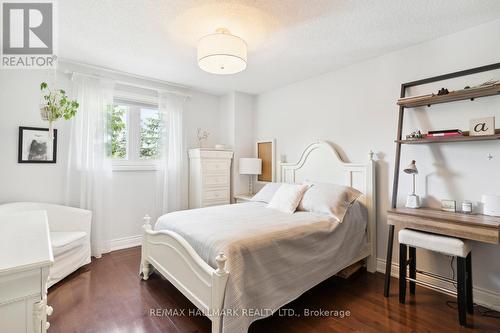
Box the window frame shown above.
[111,92,162,172]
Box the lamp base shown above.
[405,194,421,208]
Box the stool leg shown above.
[399,243,407,304]
[466,253,473,314]
[409,246,416,295]
[457,256,467,327]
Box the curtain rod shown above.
[59,66,192,99]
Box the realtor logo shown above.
[1,0,56,68]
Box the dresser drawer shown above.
[202,160,231,174]
[203,188,229,202]
[0,269,41,304]
[203,175,229,187]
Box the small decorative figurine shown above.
[197,128,210,148]
[406,130,423,140]
[437,88,449,95]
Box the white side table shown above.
[234,193,254,203]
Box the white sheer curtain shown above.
[157,92,188,214]
[65,74,115,258]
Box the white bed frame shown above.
[140,140,376,333]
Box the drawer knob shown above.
[46,305,53,316]
[46,322,50,329]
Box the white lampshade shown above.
[239,158,262,175]
[403,160,418,174]
[197,28,247,75]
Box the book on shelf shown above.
[426,129,463,138]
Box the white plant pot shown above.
[40,105,50,121]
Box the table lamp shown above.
[404,160,420,208]
[239,158,262,194]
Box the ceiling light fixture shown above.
[197,28,247,75]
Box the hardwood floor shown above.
[48,247,499,333]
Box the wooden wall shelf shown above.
[397,83,500,108]
[398,130,500,144]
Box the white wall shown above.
[0,65,222,249]
[218,92,255,199]
[254,19,500,300]
[0,70,71,204]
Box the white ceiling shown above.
[58,0,500,95]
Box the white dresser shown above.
[0,211,54,333]
[189,148,234,208]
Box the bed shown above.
[140,141,376,333]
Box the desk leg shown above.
[384,224,395,297]
[409,247,416,295]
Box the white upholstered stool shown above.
[398,229,473,327]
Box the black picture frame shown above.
[18,126,58,163]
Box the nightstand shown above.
[234,193,253,203]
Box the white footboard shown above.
[140,215,228,333]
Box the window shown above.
[140,108,161,159]
[110,105,128,159]
[110,100,162,170]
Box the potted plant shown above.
[40,82,79,139]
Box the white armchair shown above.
[0,202,91,287]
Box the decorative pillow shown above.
[298,181,362,222]
[267,183,310,214]
[251,183,282,203]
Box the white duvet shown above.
[155,200,368,333]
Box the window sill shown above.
[111,162,161,172]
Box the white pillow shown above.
[298,181,362,222]
[251,183,281,203]
[267,183,309,214]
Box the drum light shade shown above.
[198,28,247,75]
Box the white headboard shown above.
[280,141,377,272]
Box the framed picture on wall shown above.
[256,139,275,182]
[18,127,57,163]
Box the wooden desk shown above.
[387,208,500,244]
[386,208,500,321]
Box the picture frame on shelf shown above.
[441,199,456,213]
[469,117,495,136]
[18,126,57,164]
[256,139,275,183]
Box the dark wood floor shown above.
[47,247,499,333]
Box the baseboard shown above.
[376,258,500,312]
[106,235,142,252]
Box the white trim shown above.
[107,235,142,252]
[376,258,500,312]
[111,163,161,171]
